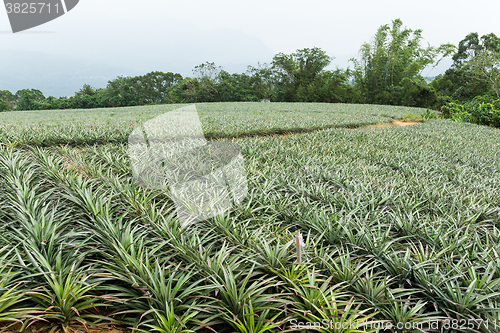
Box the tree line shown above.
[1,19,499,126]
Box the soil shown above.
[273,119,422,138]
[392,119,420,126]
[366,119,420,128]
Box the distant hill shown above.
[0,50,134,97]
[0,18,274,97]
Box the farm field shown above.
[0,102,500,332]
[0,103,424,147]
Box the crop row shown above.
[0,103,428,148]
[0,104,499,332]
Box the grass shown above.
[1,102,499,332]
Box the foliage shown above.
[0,99,9,112]
[134,71,183,104]
[0,90,15,111]
[441,96,500,127]
[461,49,500,99]
[193,62,223,82]
[350,19,454,107]
[432,32,500,101]
[216,71,260,102]
[452,32,500,65]
[15,89,46,110]
[422,109,438,119]
[270,47,333,101]
[168,77,202,103]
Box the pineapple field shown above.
[0,102,500,332]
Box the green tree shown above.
[246,63,274,100]
[0,90,15,110]
[105,76,139,106]
[453,32,500,65]
[216,71,259,102]
[168,77,200,103]
[302,69,353,103]
[42,96,71,110]
[463,49,500,98]
[193,62,223,82]
[351,19,454,106]
[15,89,45,110]
[0,99,9,112]
[134,71,183,104]
[271,47,333,101]
[68,84,109,109]
[192,62,223,102]
[75,84,97,97]
[432,32,500,101]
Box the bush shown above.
[441,96,500,127]
[422,109,438,119]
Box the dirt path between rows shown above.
[393,119,420,126]
[365,119,421,128]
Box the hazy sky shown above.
[1,0,499,96]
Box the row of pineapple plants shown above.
[0,115,499,332]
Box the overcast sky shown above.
[1,0,499,96]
